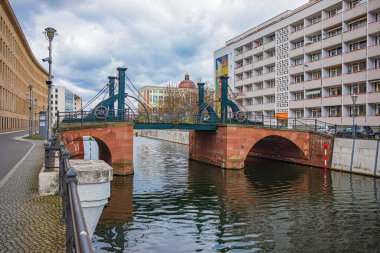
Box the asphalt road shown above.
[0,130,32,182]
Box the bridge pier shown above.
[189,125,334,169]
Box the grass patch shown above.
[23,133,42,140]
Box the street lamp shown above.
[351,93,358,137]
[43,27,57,139]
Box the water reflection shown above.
[93,137,380,252]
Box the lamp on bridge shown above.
[43,27,58,139]
[351,93,358,138]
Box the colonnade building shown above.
[0,0,48,132]
[214,0,380,125]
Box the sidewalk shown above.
[0,139,65,252]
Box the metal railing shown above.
[45,134,95,253]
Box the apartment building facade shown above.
[214,0,380,125]
[51,86,82,123]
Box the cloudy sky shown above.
[10,0,306,103]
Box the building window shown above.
[310,53,321,62]
[268,50,275,57]
[311,108,322,117]
[326,27,342,38]
[256,69,263,75]
[267,34,275,42]
[256,54,263,61]
[348,40,366,51]
[245,98,253,106]
[256,39,264,46]
[376,104,380,115]
[306,89,322,99]
[329,7,342,17]
[310,34,321,42]
[372,81,380,91]
[348,18,367,30]
[328,47,342,57]
[256,83,263,90]
[374,58,380,69]
[295,92,304,100]
[294,58,304,66]
[257,97,263,104]
[350,0,367,8]
[350,83,366,94]
[268,96,275,103]
[295,23,304,31]
[329,67,342,77]
[328,106,341,117]
[294,74,304,83]
[294,40,304,48]
[268,66,275,73]
[311,16,322,24]
[350,104,366,116]
[246,71,252,78]
[311,71,322,80]
[329,87,342,96]
[246,85,253,92]
[295,110,304,118]
[267,81,275,88]
[348,61,366,74]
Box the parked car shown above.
[335,126,373,138]
[316,125,336,135]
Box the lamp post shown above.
[351,93,358,138]
[28,85,33,138]
[44,27,57,139]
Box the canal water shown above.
[93,137,380,252]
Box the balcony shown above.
[304,98,322,108]
[368,91,380,103]
[368,68,380,80]
[289,64,304,75]
[343,26,367,42]
[252,60,264,69]
[304,41,322,54]
[369,0,380,12]
[322,13,343,29]
[343,70,367,84]
[262,56,275,66]
[289,82,304,92]
[235,79,244,87]
[289,29,304,42]
[243,77,254,85]
[251,75,264,83]
[305,60,322,71]
[235,66,244,75]
[322,54,342,68]
[262,87,275,96]
[322,75,342,87]
[263,40,275,51]
[289,99,304,109]
[368,44,380,58]
[235,53,244,61]
[323,34,343,48]
[304,79,322,89]
[322,96,342,106]
[342,93,366,104]
[289,47,304,58]
[369,21,380,35]
[262,72,276,81]
[304,22,322,35]
[252,103,275,111]
[243,50,253,58]
[343,3,367,22]
[342,48,367,63]
[251,45,264,55]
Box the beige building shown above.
[0,0,48,132]
[215,0,380,125]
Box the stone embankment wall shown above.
[331,138,380,177]
[138,130,189,145]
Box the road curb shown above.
[0,136,35,189]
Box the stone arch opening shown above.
[66,136,112,165]
[247,135,307,164]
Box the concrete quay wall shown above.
[138,130,189,145]
[331,138,380,177]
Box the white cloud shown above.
[10,0,307,104]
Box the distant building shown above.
[51,86,82,123]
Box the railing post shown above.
[314,119,317,132]
[60,148,69,226]
[44,141,50,171]
[81,110,84,126]
[65,166,78,253]
[56,111,60,132]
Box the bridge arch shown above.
[67,136,112,165]
[245,135,308,165]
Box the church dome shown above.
[178,73,196,89]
